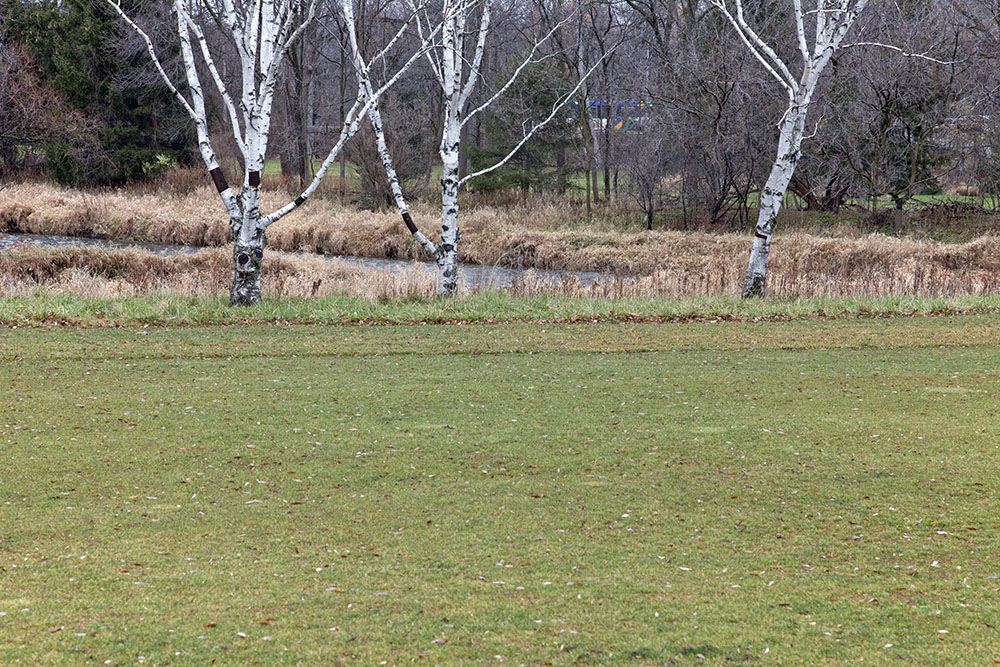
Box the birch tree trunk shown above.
[433,1,467,296]
[438,117,462,294]
[743,104,805,297]
[230,181,268,305]
[231,234,267,303]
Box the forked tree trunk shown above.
[231,234,266,305]
[228,175,268,305]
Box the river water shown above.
[0,232,616,289]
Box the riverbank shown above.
[4,182,1000,300]
[4,239,1000,301]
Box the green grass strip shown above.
[4,292,1000,327]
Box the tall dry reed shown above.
[3,182,1000,299]
[0,245,438,300]
[2,239,999,300]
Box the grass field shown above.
[3,309,1000,664]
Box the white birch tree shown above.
[414,0,495,295]
[360,0,608,295]
[711,0,870,297]
[106,0,436,304]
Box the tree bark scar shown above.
[248,170,261,188]
[209,167,229,193]
[755,231,769,240]
[401,211,418,234]
[295,195,307,207]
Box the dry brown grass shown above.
[0,245,437,300]
[2,238,998,301]
[3,182,1000,300]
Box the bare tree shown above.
[620,114,671,229]
[352,0,609,295]
[544,0,606,217]
[106,0,437,304]
[841,2,964,234]
[711,0,871,297]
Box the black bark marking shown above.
[237,252,250,266]
[248,171,261,188]
[294,195,307,207]
[210,167,229,193]
[401,211,418,234]
[755,231,769,240]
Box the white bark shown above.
[711,0,870,297]
[744,105,806,296]
[106,0,434,304]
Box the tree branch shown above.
[459,36,623,187]
[840,41,958,65]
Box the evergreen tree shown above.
[467,63,575,195]
[6,0,193,185]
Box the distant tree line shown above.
[2,0,998,228]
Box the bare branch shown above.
[711,0,797,95]
[264,0,443,228]
[840,41,959,65]
[183,13,247,158]
[461,13,573,129]
[103,0,197,121]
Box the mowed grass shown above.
[3,317,1000,664]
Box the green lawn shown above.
[3,314,1000,663]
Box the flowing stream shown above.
[1,232,618,289]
